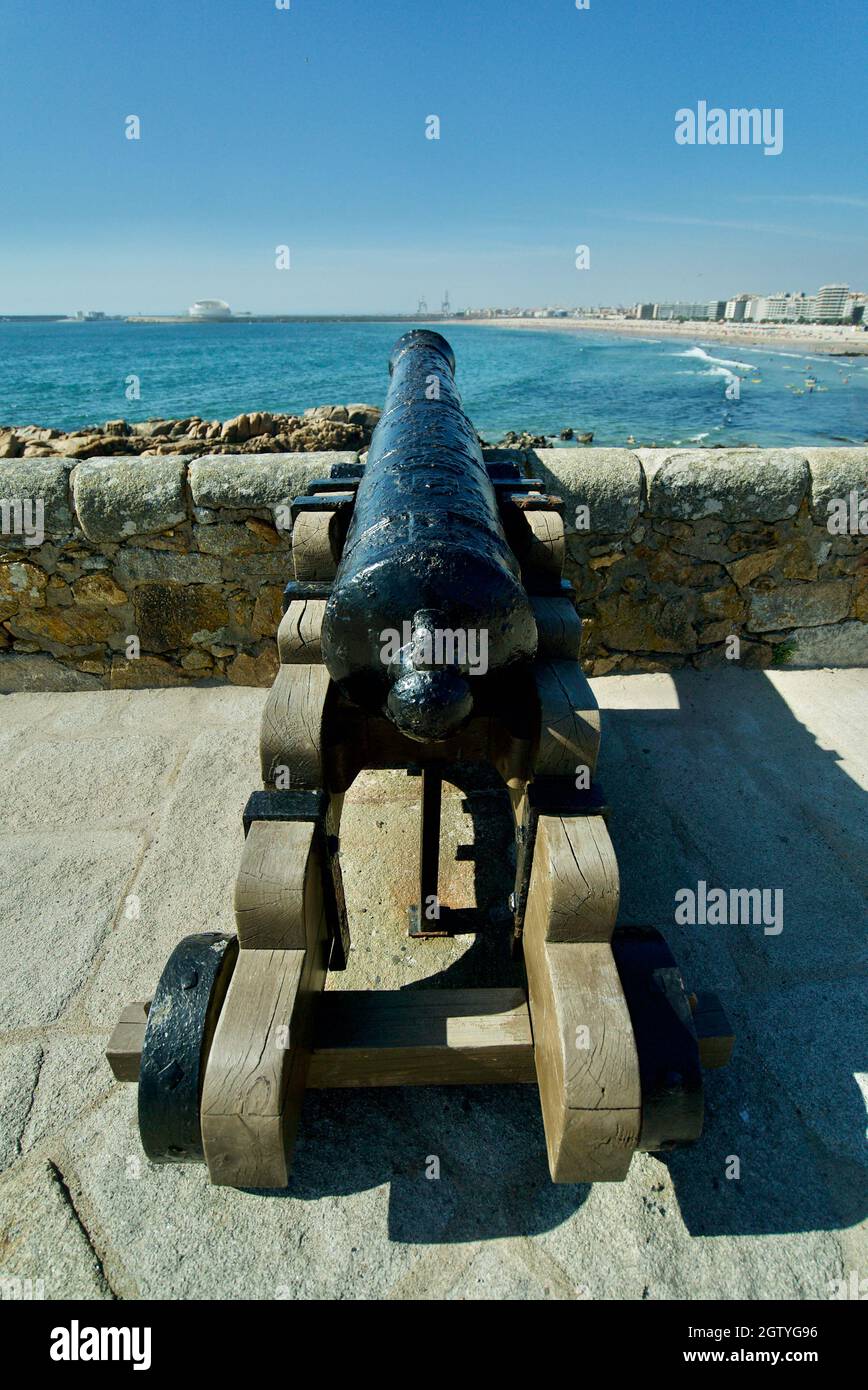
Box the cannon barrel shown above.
[321,330,537,742]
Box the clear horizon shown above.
[1,0,865,315]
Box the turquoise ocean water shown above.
[0,319,865,447]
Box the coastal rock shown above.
[345,404,381,430]
[0,431,23,458]
[72,456,187,542]
[2,405,380,462]
[53,434,136,459]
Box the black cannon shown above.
[322,330,537,741]
[109,332,732,1196]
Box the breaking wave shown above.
[677,345,754,371]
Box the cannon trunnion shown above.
[108,332,732,1194]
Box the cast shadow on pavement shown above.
[266,671,867,1244]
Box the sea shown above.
[1,319,865,448]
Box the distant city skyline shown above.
[1,0,865,314]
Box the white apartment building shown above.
[654,302,708,320]
[724,295,752,321]
[812,284,850,322]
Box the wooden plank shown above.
[106,1000,149,1081]
[292,510,338,581]
[108,989,535,1090]
[277,598,327,665]
[260,661,331,789]
[520,509,565,588]
[308,987,535,1088]
[523,930,641,1182]
[531,596,582,661]
[526,814,619,943]
[201,829,329,1188]
[234,820,319,950]
[534,658,600,776]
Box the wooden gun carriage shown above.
[108,331,732,1187]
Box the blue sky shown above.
[1,0,865,313]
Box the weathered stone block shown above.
[72,456,187,541]
[699,586,746,623]
[72,573,128,607]
[114,549,222,585]
[597,592,697,652]
[533,448,642,533]
[188,452,357,510]
[727,548,781,588]
[0,653,102,691]
[227,646,280,686]
[805,448,868,525]
[109,655,190,688]
[747,580,852,633]
[0,561,47,620]
[650,449,809,523]
[131,583,230,651]
[0,458,73,539]
[195,519,285,558]
[6,607,120,647]
[251,585,284,638]
[782,619,868,667]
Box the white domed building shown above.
[189,299,232,320]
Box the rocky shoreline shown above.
[0,404,384,461]
[0,409,597,461]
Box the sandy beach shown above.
[445,316,868,356]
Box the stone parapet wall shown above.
[1,448,865,691]
[534,447,866,672]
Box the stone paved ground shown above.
[0,670,865,1300]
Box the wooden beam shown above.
[200,823,330,1188]
[308,987,535,1087]
[525,814,619,943]
[106,1000,149,1082]
[523,931,641,1182]
[277,598,327,664]
[260,661,332,789]
[107,987,733,1099]
[534,659,601,777]
[531,596,582,661]
[107,989,535,1089]
[234,819,322,950]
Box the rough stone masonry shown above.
[0,447,865,691]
